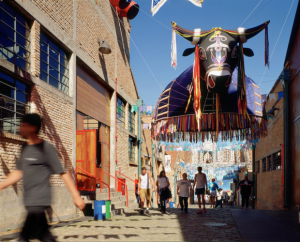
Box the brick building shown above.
[254,78,284,210]
[0,0,139,231]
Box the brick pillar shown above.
[31,20,40,77]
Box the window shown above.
[256,161,260,173]
[0,71,30,134]
[83,115,99,130]
[129,137,135,163]
[262,158,266,172]
[0,1,30,72]
[128,105,135,133]
[224,149,230,161]
[240,150,245,163]
[267,155,272,171]
[40,32,69,94]
[273,151,281,170]
[117,97,125,127]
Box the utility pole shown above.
[151,143,155,208]
[137,99,143,176]
[252,146,256,209]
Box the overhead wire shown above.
[243,0,274,25]
[259,0,295,87]
[240,0,263,27]
[109,3,163,90]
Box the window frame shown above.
[117,97,125,128]
[0,1,31,72]
[272,151,282,170]
[267,155,272,172]
[262,158,267,172]
[128,137,135,163]
[39,31,69,94]
[0,72,31,135]
[128,105,135,133]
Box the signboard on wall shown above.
[165,155,171,172]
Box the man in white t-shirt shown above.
[177,173,192,213]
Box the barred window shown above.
[273,151,281,170]
[128,105,135,133]
[256,160,260,173]
[0,71,30,134]
[40,32,69,94]
[117,97,125,127]
[0,1,31,72]
[129,137,135,163]
[267,155,272,171]
[262,158,266,172]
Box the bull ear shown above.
[238,21,270,43]
[183,47,196,56]
[243,48,254,57]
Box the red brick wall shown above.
[29,0,74,38]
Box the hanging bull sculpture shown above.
[171,21,270,122]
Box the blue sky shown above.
[129,0,297,105]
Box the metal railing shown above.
[100,171,128,207]
[115,171,137,193]
[75,167,110,200]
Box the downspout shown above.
[151,143,155,208]
[282,69,291,209]
[252,146,256,209]
[137,99,143,176]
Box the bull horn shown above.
[238,21,270,43]
[172,22,203,45]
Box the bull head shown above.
[172,21,270,93]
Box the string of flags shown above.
[151,0,203,16]
[262,91,283,103]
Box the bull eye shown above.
[199,47,207,60]
[232,45,238,58]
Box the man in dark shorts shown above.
[193,167,208,214]
[0,114,85,242]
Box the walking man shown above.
[138,167,155,214]
[239,175,253,210]
[0,114,85,242]
[193,167,207,214]
[177,173,191,213]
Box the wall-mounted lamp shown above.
[98,39,112,54]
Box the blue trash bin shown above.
[94,200,106,220]
[169,202,174,208]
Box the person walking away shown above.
[229,192,235,207]
[193,167,207,214]
[138,167,155,214]
[156,171,170,214]
[222,191,229,207]
[239,175,253,210]
[215,188,223,209]
[177,173,191,213]
[209,178,219,208]
[135,182,140,208]
[0,114,85,242]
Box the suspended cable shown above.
[259,0,295,87]
[109,3,163,90]
[240,0,263,27]
[244,0,274,25]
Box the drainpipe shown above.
[252,146,256,209]
[137,99,143,176]
[151,144,155,208]
[282,69,291,209]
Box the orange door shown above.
[76,129,97,191]
[99,124,110,186]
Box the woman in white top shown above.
[156,170,170,214]
[193,167,207,214]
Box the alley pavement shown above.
[1,205,300,241]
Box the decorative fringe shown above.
[151,114,267,142]
[237,43,248,117]
[193,44,201,129]
[171,28,177,69]
[265,25,269,68]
